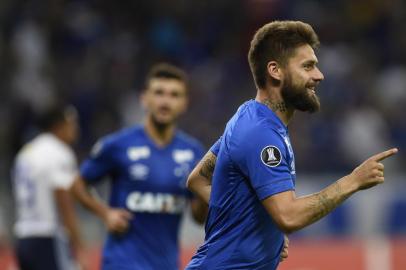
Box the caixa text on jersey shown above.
[126,191,187,214]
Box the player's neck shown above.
[255,88,295,126]
[144,117,175,147]
[51,129,72,146]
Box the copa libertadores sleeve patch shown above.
[260,145,282,167]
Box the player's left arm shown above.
[50,151,88,270]
[55,188,88,270]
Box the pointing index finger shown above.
[371,148,398,162]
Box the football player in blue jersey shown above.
[185,20,398,269]
[70,63,207,270]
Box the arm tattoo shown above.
[262,99,287,113]
[198,155,216,180]
[307,181,350,223]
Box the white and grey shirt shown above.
[13,133,77,238]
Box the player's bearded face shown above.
[143,78,187,126]
[281,67,321,113]
[280,44,323,113]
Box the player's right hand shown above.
[104,208,133,234]
[74,245,89,270]
[349,148,398,190]
[280,235,289,262]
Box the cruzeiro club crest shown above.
[260,145,282,167]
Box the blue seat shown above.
[387,196,406,234]
[326,203,350,235]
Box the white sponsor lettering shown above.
[127,146,150,161]
[173,149,194,163]
[126,192,187,214]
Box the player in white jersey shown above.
[12,104,86,270]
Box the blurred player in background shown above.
[70,63,207,270]
[185,20,398,269]
[12,104,86,270]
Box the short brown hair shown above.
[248,21,320,89]
[145,63,188,88]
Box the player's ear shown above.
[178,82,189,114]
[267,61,283,82]
[180,97,188,114]
[140,89,148,109]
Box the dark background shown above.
[1,0,405,174]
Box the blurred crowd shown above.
[0,0,405,198]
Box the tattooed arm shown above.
[262,148,397,234]
[187,151,217,205]
[187,150,217,223]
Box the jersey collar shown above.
[140,124,179,151]
[252,100,288,133]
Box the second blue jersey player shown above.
[71,63,207,270]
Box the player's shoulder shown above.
[229,99,272,129]
[234,103,287,147]
[175,130,204,151]
[90,125,143,156]
[17,133,74,164]
[222,100,254,136]
[239,119,284,148]
[99,125,143,145]
[41,133,74,153]
[246,101,286,136]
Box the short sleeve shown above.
[80,138,115,184]
[209,137,222,156]
[242,128,294,201]
[48,149,78,189]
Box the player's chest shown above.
[114,144,195,190]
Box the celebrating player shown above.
[185,20,398,269]
[70,63,207,270]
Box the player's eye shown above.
[303,64,313,71]
[170,91,182,98]
[153,88,164,96]
[302,61,318,71]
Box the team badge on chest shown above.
[127,146,150,161]
[129,164,149,180]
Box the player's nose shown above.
[314,67,324,82]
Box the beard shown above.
[150,112,173,130]
[281,73,320,113]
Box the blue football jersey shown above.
[80,125,204,270]
[187,100,296,270]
